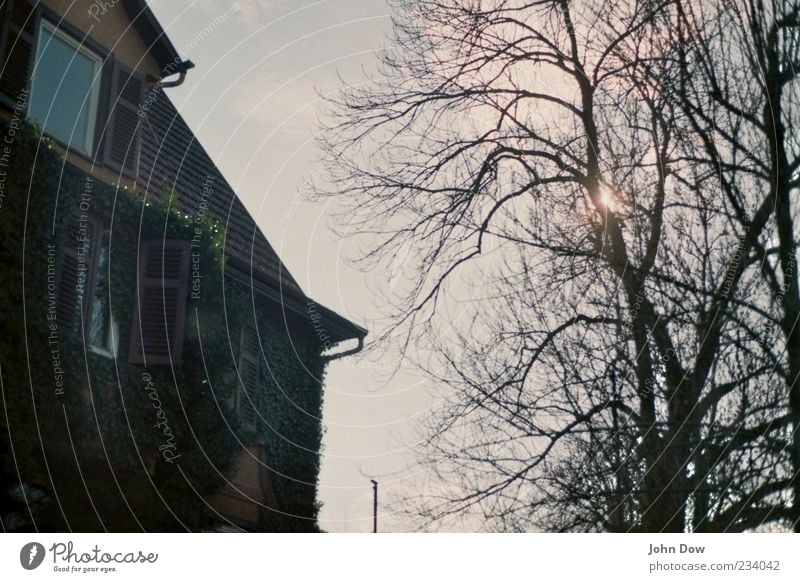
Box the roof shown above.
[120,0,182,73]
[137,91,366,343]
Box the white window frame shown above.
[29,19,103,156]
[89,313,119,359]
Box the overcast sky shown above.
[145,0,441,532]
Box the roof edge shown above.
[225,258,367,343]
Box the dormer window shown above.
[29,20,102,155]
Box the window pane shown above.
[29,25,98,152]
[88,231,111,350]
[57,216,94,334]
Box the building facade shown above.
[0,0,364,532]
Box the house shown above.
[0,0,365,532]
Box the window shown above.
[56,214,94,335]
[0,2,146,177]
[237,324,262,428]
[86,229,118,356]
[28,20,101,155]
[55,212,118,356]
[129,240,191,366]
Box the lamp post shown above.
[370,479,378,533]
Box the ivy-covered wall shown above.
[0,121,328,532]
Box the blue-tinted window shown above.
[29,22,101,154]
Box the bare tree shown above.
[314,0,799,532]
[674,0,800,531]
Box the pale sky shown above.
[146,0,439,532]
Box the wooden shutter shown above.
[0,0,38,106]
[56,214,98,335]
[129,240,190,366]
[238,324,262,427]
[100,59,145,178]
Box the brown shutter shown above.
[0,0,38,106]
[100,59,145,178]
[129,240,190,366]
[238,324,262,427]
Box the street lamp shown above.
[370,480,378,533]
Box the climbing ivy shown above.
[0,121,328,532]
